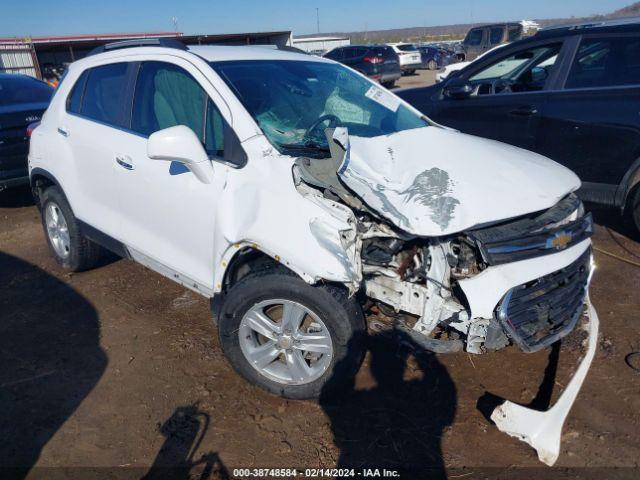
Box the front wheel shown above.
[428,60,438,70]
[217,269,366,399]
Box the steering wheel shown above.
[303,114,341,141]
[490,79,514,95]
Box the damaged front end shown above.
[292,127,598,465]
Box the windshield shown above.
[211,60,427,157]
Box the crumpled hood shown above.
[336,127,581,236]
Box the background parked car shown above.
[388,43,422,75]
[0,73,53,192]
[324,45,401,87]
[435,44,509,82]
[416,45,454,70]
[397,18,640,232]
[462,22,523,61]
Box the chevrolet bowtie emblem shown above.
[551,232,572,250]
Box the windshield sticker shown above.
[365,86,400,112]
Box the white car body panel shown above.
[389,44,422,69]
[337,127,580,236]
[29,45,599,465]
[492,294,599,466]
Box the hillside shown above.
[298,2,640,43]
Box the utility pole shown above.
[171,16,179,33]
[316,8,320,34]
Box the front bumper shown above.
[491,295,599,466]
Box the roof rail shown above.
[87,38,187,57]
[538,16,640,33]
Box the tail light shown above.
[364,56,384,64]
[26,121,40,137]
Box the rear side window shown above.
[466,29,484,46]
[0,76,53,105]
[66,71,88,114]
[382,46,397,59]
[341,47,358,58]
[490,27,504,45]
[508,26,522,42]
[325,48,343,60]
[397,44,417,52]
[81,63,128,126]
[131,61,224,156]
[566,36,640,89]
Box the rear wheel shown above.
[217,269,366,399]
[428,60,438,70]
[40,186,104,271]
[625,184,640,236]
[382,80,395,89]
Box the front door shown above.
[114,59,231,292]
[432,41,564,151]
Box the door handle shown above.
[115,155,134,170]
[509,106,539,117]
[57,127,70,137]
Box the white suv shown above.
[29,39,598,465]
[388,43,422,75]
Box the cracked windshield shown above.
[212,60,427,157]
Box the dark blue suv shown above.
[324,45,401,88]
[398,18,640,232]
[0,74,53,192]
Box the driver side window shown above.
[469,43,561,95]
[131,61,224,157]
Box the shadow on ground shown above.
[0,252,107,479]
[143,404,229,480]
[320,331,457,479]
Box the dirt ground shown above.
[1,103,639,479]
[393,69,438,90]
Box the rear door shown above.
[431,40,567,150]
[464,28,487,61]
[63,62,132,236]
[537,33,640,193]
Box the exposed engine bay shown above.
[293,128,593,356]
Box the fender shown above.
[29,167,65,207]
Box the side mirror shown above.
[444,79,474,99]
[147,125,213,184]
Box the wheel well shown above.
[30,173,56,208]
[222,248,285,293]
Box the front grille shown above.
[496,249,591,353]
[469,195,593,265]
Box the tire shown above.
[40,186,104,271]
[624,184,640,236]
[217,269,366,399]
[382,80,395,89]
[428,60,438,70]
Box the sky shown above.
[0,0,634,37]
